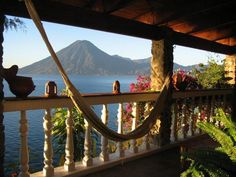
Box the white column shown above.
[64,108,75,172]
[19,110,30,177]
[100,104,109,162]
[116,103,124,157]
[130,102,138,153]
[83,120,93,166]
[43,109,54,177]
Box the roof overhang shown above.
[2,0,236,55]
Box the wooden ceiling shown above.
[2,0,236,54]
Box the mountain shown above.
[19,40,196,75]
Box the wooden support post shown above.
[0,12,4,177]
[151,38,173,146]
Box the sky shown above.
[3,16,225,68]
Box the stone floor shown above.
[85,135,216,177]
[85,147,181,177]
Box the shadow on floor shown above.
[86,147,181,177]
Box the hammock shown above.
[23,0,171,141]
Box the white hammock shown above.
[24,0,171,141]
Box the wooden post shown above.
[0,12,4,177]
[150,38,173,146]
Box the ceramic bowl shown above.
[9,76,35,98]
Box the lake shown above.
[3,74,136,176]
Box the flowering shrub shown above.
[129,75,151,92]
[123,71,200,134]
[123,75,151,133]
[172,69,201,91]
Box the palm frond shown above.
[197,122,234,148]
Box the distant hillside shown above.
[19,40,196,75]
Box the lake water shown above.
[3,74,136,176]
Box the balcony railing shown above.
[2,89,234,177]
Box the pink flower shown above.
[126,103,132,113]
[130,83,136,92]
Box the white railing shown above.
[3,89,234,177]
[171,89,233,142]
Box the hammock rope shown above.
[23,0,171,141]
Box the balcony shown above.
[2,88,234,177]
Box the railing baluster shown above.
[43,109,54,177]
[116,103,124,157]
[187,97,195,137]
[170,100,178,142]
[19,110,30,177]
[210,95,216,122]
[195,97,202,134]
[222,94,227,112]
[180,99,187,139]
[131,102,138,153]
[64,108,75,172]
[83,120,93,166]
[100,104,109,161]
[143,102,151,150]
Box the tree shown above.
[192,59,230,89]
[4,16,25,31]
[52,89,98,165]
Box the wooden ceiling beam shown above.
[188,20,236,35]
[1,0,236,55]
[154,0,234,25]
[173,32,236,55]
[216,38,236,46]
[170,7,236,34]
[106,0,135,14]
[1,0,167,41]
[191,26,236,41]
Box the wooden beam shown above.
[173,31,236,55]
[1,0,236,55]
[106,0,135,14]
[216,38,236,46]
[155,0,235,26]
[191,25,236,41]
[1,0,167,41]
[169,7,236,34]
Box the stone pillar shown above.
[151,39,173,146]
[225,55,236,85]
[0,13,4,177]
[225,55,236,119]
